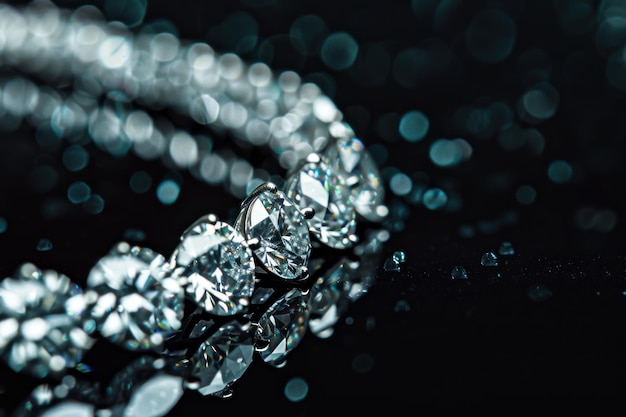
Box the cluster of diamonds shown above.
[0,1,388,415]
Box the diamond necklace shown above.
[0,0,388,415]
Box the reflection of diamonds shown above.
[0,263,94,378]
[87,243,184,351]
[11,383,99,417]
[236,184,311,281]
[104,356,184,417]
[256,288,309,367]
[170,216,255,316]
[325,124,386,222]
[285,155,357,249]
[307,260,356,339]
[185,320,255,397]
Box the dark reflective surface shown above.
[2,0,626,414]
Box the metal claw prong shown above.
[247,237,260,250]
[254,330,271,352]
[306,152,321,164]
[346,175,360,188]
[241,182,278,209]
[181,213,220,237]
[297,265,309,282]
[301,207,315,220]
[375,204,390,219]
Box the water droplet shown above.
[392,251,406,263]
[498,241,515,255]
[480,252,498,266]
[451,265,468,280]
[36,238,53,251]
[527,283,552,302]
[0,216,7,234]
[393,299,411,312]
[383,258,400,272]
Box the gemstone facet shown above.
[184,320,255,397]
[285,154,357,249]
[170,215,256,316]
[104,356,184,417]
[325,123,386,222]
[87,243,184,351]
[0,263,94,378]
[236,183,311,281]
[256,288,309,367]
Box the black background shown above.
[1,0,626,414]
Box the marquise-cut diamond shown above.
[256,288,309,367]
[87,243,184,351]
[285,155,357,249]
[170,216,255,316]
[184,320,255,397]
[325,126,386,222]
[0,263,94,378]
[236,184,311,281]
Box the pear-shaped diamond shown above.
[285,154,357,249]
[325,124,386,222]
[170,215,256,316]
[236,183,311,281]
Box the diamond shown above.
[87,243,184,351]
[104,356,184,417]
[285,154,357,249]
[325,122,387,222]
[236,183,311,281]
[256,288,309,367]
[0,263,94,378]
[183,320,255,397]
[170,215,256,316]
[11,380,101,417]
